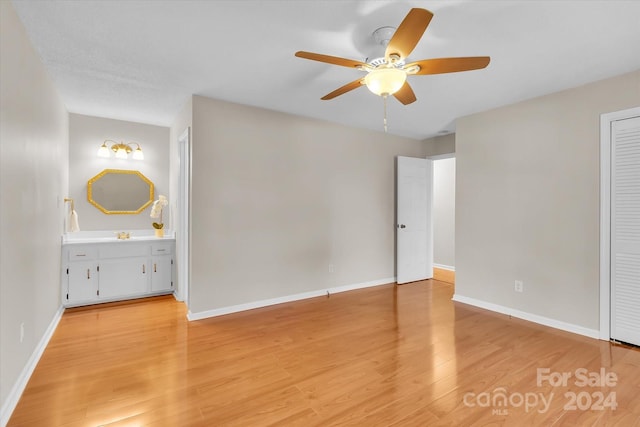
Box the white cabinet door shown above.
[151,255,173,292]
[99,258,149,299]
[67,261,99,304]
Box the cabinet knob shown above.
[142,264,146,274]
[154,263,157,273]
[87,269,90,279]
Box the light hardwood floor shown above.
[433,267,455,285]
[8,280,640,426]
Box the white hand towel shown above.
[69,209,80,232]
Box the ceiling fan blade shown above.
[393,81,417,105]
[385,8,433,60]
[295,51,367,69]
[321,78,365,100]
[406,56,491,75]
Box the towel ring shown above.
[64,198,75,212]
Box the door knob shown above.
[397,224,406,229]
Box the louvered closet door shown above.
[611,115,640,346]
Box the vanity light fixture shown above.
[97,140,144,160]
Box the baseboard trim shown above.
[451,294,600,340]
[187,277,396,321]
[434,264,455,271]
[1,305,64,427]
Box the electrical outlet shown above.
[20,323,24,343]
[514,280,524,293]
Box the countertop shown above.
[62,230,175,245]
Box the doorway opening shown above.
[395,153,456,285]
[431,154,456,285]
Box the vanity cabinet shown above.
[62,239,175,307]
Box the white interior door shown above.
[611,115,640,346]
[396,156,433,284]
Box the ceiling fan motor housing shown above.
[373,26,396,47]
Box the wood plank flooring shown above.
[8,280,640,426]
[433,267,455,284]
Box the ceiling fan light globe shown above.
[364,68,406,96]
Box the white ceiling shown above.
[11,0,640,140]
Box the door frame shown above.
[599,106,640,340]
[177,127,191,305]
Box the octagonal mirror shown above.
[87,169,154,214]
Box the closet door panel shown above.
[611,115,640,346]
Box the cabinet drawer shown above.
[68,247,98,260]
[99,244,149,259]
[151,243,173,255]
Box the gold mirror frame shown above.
[87,169,154,214]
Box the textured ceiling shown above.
[11,0,640,140]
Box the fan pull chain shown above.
[383,95,388,133]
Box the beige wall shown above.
[68,114,170,231]
[0,0,68,416]
[455,70,640,330]
[424,133,455,157]
[189,95,427,314]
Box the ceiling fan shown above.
[295,8,490,106]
